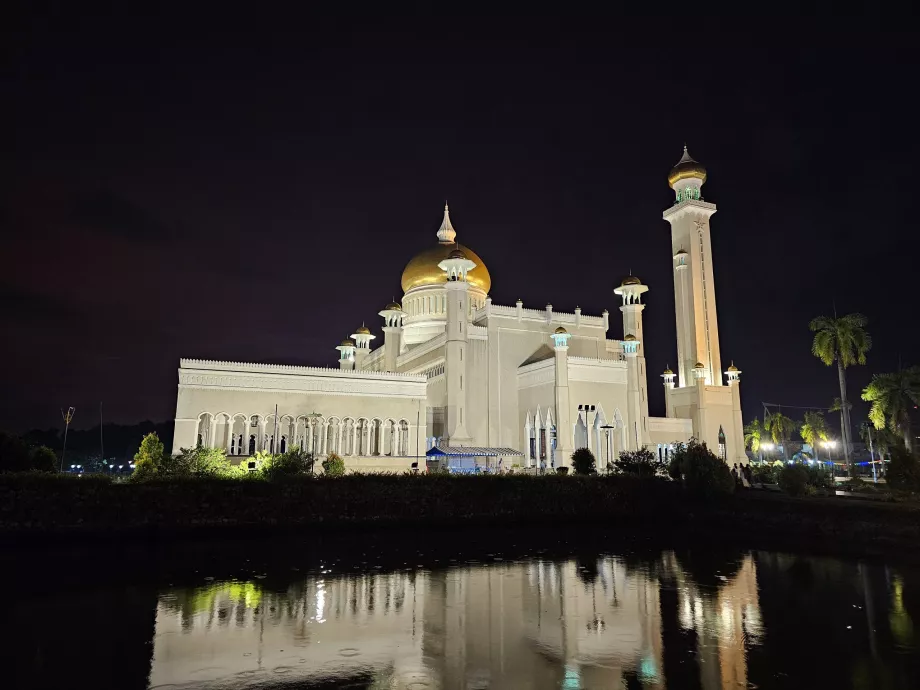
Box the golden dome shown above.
[662,367,674,375]
[554,326,568,334]
[668,145,707,188]
[693,361,705,369]
[621,275,642,286]
[674,248,688,256]
[624,334,638,341]
[385,301,402,311]
[339,338,355,347]
[726,362,739,372]
[355,325,371,335]
[401,243,491,293]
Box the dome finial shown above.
[437,203,457,244]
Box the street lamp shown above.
[761,442,775,464]
[600,424,615,473]
[822,440,837,477]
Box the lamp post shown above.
[822,440,837,478]
[600,424,614,473]
[305,411,322,474]
[761,442,774,465]
[59,407,75,473]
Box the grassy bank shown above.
[2,473,920,556]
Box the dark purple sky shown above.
[3,7,918,433]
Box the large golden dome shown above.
[401,242,491,293]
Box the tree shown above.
[0,431,31,472]
[29,446,58,473]
[132,432,165,479]
[764,412,798,462]
[322,452,346,476]
[570,447,596,475]
[886,443,920,492]
[743,420,764,458]
[809,313,871,473]
[860,421,898,462]
[614,448,666,478]
[666,438,734,497]
[862,366,920,451]
[799,411,829,461]
[262,446,315,480]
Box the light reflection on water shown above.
[146,551,919,689]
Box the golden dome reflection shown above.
[401,243,491,294]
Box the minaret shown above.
[378,301,407,373]
[725,362,747,464]
[614,275,650,442]
[335,338,356,370]
[664,146,722,387]
[438,247,475,445]
[661,366,676,417]
[552,327,574,468]
[350,325,375,371]
[623,334,644,450]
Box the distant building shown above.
[172,147,747,470]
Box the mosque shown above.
[172,147,747,471]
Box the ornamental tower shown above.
[438,247,476,445]
[663,146,723,388]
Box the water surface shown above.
[4,529,919,689]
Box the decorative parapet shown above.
[479,303,606,327]
[662,198,717,219]
[396,332,447,369]
[180,358,425,381]
[468,324,488,340]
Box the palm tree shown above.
[765,412,798,462]
[799,411,830,462]
[859,421,898,462]
[744,419,764,460]
[861,366,920,451]
[809,313,872,473]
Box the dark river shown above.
[3,528,919,689]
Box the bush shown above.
[615,448,667,478]
[570,448,596,475]
[752,464,778,484]
[0,433,56,473]
[667,439,735,498]
[778,464,809,497]
[322,453,346,477]
[262,446,315,480]
[29,446,58,473]
[132,432,165,479]
[804,465,834,491]
[169,445,234,477]
[887,444,920,492]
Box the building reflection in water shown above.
[149,552,764,689]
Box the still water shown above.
[4,529,920,689]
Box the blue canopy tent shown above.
[425,445,524,474]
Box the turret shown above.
[350,325,375,371]
[336,338,356,370]
[378,301,407,373]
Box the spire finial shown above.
[436,202,457,244]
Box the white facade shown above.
[173,147,747,469]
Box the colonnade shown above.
[523,406,626,469]
[194,413,415,458]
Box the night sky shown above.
[3,7,918,433]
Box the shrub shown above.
[615,448,667,478]
[752,464,778,484]
[322,453,346,477]
[262,446,315,480]
[887,444,920,492]
[778,464,809,497]
[667,439,735,498]
[571,448,596,475]
[556,467,570,475]
[0,432,32,473]
[169,445,234,477]
[803,465,834,491]
[29,446,58,473]
[132,432,165,478]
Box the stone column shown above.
[552,329,573,468]
[351,424,358,456]
[208,417,217,449]
[224,420,233,453]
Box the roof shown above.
[426,445,524,457]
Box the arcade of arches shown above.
[195,413,414,458]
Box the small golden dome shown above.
[554,326,568,334]
[693,361,705,369]
[668,145,707,188]
[385,301,402,311]
[401,243,491,293]
[663,367,674,375]
[674,248,688,256]
[621,275,642,286]
[447,248,467,260]
[727,362,739,372]
[624,334,638,341]
[355,325,371,335]
[339,339,355,347]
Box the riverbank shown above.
[2,473,919,555]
